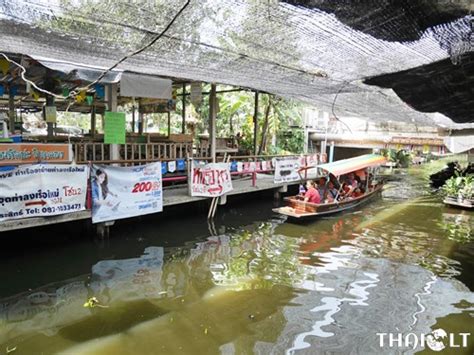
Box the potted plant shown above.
[442,175,462,202]
[460,175,473,206]
[442,174,474,205]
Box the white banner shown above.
[0,164,89,221]
[274,157,301,183]
[190,162,233,197]
[91,162,163,223]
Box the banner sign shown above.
[190,161,233,197]
[104,111,126,144]
[0,164,89,221]
[274,157,301,184]
[0,143,72,165]
[91,162,162,223]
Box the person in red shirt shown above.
[304,180,321,204]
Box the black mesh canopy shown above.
[0,0,472,127]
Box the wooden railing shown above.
[73,142,193,164]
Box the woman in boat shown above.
[325,181,339,202]
[317,177,327,201]
[304,180,321,204]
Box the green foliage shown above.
[442,174,474,199]
[380,149,412,168]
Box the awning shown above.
[317,154,387,176]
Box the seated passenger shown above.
[345,172,358,188]
[326,181,339,202]
[355,169,367,185]
[304,180,321,204]
[339,182,353,200]
[317,177,327,201]
[352,187,363,198]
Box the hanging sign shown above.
[104,112,126,144]
[0,164,89,221]
[177,159,186,171]
[44,106,57,123]
[190,82,202,106]
[168,161,176,173]
[189,161,233,197]
[91,162,163,224]
[0,143,72,165]
[274,157,301,184]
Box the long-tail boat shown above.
[273,154,387,220]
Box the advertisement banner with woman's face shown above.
[91,162,163,223]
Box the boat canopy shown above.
[316,154,387,177]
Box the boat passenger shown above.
[317,177,327,200]
[352,187,364,198]
[355,169,367,185]
[345,172,358,188]
[326,181,339,202]
[304,180,321,204]
[339,182,353,200]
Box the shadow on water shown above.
[0,161,473,354]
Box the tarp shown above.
[33,56,122,84]
[120,73,172,99]
[317,154,387,177]
[443,136,474,154]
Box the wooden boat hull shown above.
[443,198,474,210]
[273,184,383,220]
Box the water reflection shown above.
[0,162,473,354]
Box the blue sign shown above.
[230,161,238,172]
[177,159,186,171]
[161,162,168,175]
[95,84,105,99]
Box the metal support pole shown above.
[8,88,15,134]
[138,100,144,135]
[329,141,335,162]
[182,83,186,134]
[131,100,136,133]
[209,84,217,163]
[106,83,119,160]
[253,91,259,156]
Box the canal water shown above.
[0,160,473,354]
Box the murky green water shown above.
[1,160,473,354]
